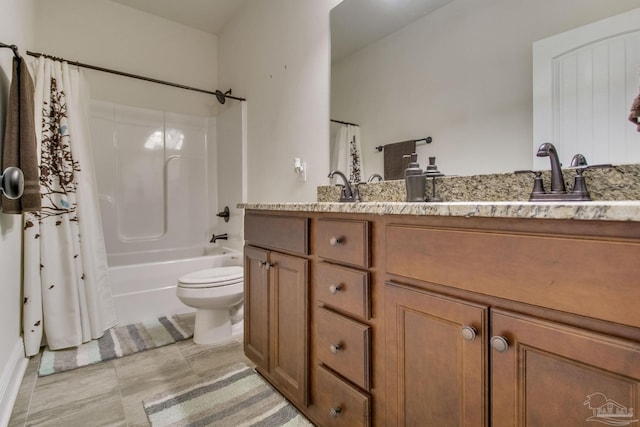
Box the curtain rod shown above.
[0,42,21,59]
[375,137,432,152]
[26,50,246,102]
[331,119,359,127]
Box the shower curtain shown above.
[22,57,116,357]
[331,124,362,183]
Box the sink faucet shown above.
[328,170,359,202]
[536,142,566,193]
[367,173,383,183]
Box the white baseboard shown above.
[0,338,28,427]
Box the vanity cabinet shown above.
[243,213,310,407]
[384,218,640,427]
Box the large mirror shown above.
[330,0,640,179]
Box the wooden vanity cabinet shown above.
[244,213,310,407]
[384,217,640,427]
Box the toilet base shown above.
[193,308,232,345]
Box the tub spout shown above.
[210,233,228,243]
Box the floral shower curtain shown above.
[22,57,116,356]
[331,124,362,183]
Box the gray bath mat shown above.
[38,314,194,376]
[143,363,313,427]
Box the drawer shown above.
[316,307,371,390]
[317,219,370,268]
[244,213,308,255]
[316,262,370,320]
[314,364,371,427]
[385,224,640,329]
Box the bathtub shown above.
[108,246,242,325]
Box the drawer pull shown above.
[329,284,342,294]
[329,343,342,354]
[329,406,342,417]
[461,326,478,342]
[490,336,510,353]
[329,236,343,246]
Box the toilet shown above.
[176,266,244,345]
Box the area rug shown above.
[143,363,313,427]
[38,314,194,376]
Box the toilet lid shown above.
[178,266,243,287]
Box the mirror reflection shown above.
[330,0,640,180]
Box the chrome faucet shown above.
[536,142,566,193]
[367,173,383,183]
[210,233,228,243]
[328,170,360,202]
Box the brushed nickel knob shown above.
[329,343,342,354]
[461,326,478,342]
[265,262,275,270]
[490,336,509,353]
[329,284,342,294]
[259,261,267,268]
[329,236,343,246]
[330,406,342,417]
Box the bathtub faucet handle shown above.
[216,206,230,222]
[210,233,228,243]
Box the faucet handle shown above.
[515,170,546,197]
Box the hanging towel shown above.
[629,85,640,132]
[1,56,40,213]
[383,139,416,180]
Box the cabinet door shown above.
[491,309,640,427]
[385,282,489,426]
[269,251,309,406]
[244,245,269,371]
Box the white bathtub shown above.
[108,247,243,325]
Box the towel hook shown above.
[0,167,24,200]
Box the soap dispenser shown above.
[403,153,426,202]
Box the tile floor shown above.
[8,320,250,427]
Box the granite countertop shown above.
[239,201,640,222]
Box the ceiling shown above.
[331,0,454,63]
[109,0,248,35]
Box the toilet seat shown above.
[178,266,243,289]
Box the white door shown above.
[533,8,640,170]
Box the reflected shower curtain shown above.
[331,124,362,183]
[22,57,116,356]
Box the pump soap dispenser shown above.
[403,153,426,202]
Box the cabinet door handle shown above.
[265,262,275,270]
[490,336,510,353]
[461,326,478,342]
[329,343,342,354]
[259,261,267,268]
[329,284,342,294]
[329,236,343,246]
[329,406,342,417]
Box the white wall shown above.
[33,0,219,118]
[0,0,35,418]
[219,0,331,202]
[331,0,640,177]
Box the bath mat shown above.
[143,363,313,427]
[38,314,194,376]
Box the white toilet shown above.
[176,266,244,345]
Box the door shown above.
[385,282,489,426]
[269,251,309,406]
[244,245,269,371]
[491,309,640,427]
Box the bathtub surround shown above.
[143,363,313,427]
[22,57,116,357]
[38,314,194,377]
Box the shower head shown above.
[215,89,232,105]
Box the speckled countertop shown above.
[239,201,640,222]
[240,164,640,222]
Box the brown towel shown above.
[629,85,640,132]
[2,56,40,213]
[383,139,416,180]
